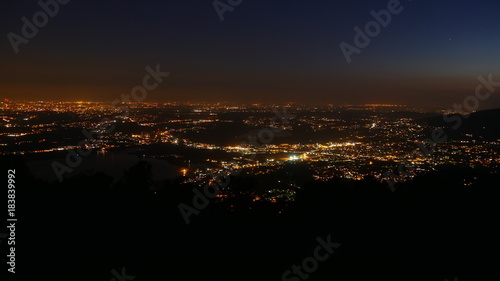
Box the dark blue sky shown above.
[2,0,500,108]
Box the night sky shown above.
[1,0,500,108]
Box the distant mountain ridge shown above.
[420,108,500,140]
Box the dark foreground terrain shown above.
[2,156,498,281]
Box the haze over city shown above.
[2,0,500,108]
